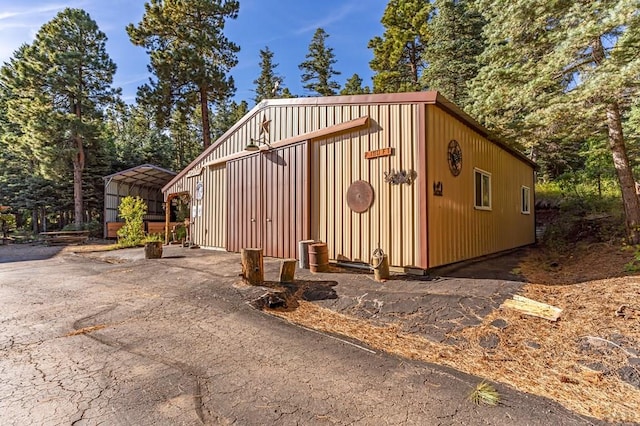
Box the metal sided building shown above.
[162,92,536,271]
[103,164,177,238]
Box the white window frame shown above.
[521,186,531,214]
[474,168,492,210]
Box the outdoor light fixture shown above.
[245,115,272,152]
[244,137,272,152]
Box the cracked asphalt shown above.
[0,244,603,425]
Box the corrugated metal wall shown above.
[163,102,374,249]
[191,164,226,248]
[227,154,262,252]
[426,105,535,268]
[104,181,164,223]
[311,104,421,268]
[227,143,309,258]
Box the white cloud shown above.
[0,3,80,21]
[0,1,88,62]
[293,2,359,35]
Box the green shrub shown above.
[117,196,147,248]
[144,233,164,243]
[536,181,626,253]
[174,224,187,242]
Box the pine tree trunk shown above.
[73,100,84,230]
[607,101,640,244]
[73,142,85,229]
[200,87,211,150]
[32,209,38,234]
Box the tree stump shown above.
[279,259,297,282]
[144,241,163,259]
[241,248,264,285]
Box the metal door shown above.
[226,142,309,258]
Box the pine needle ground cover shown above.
[269,246,640,423]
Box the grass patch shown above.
[469,381,500,406]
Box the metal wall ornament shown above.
[195,181,204,200]
[433,181,443,196]
[383,169,417,185]
[346,180,375,213]
[448,139,463,176]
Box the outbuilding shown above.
[103,164,177,239]
[162,92,536,272]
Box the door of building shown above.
[226,142,309,258]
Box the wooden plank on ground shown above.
[501,295,562,321]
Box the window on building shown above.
[521,186,531,214]
[474,168,491,210]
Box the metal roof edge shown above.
[103,163,176,180]
[163,91,536,192]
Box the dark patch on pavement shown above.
[250,279,338,311]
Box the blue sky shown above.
[0,0,386,105]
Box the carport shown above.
[103,164,177,238]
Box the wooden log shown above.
[241,248,264,285]
[279,259,297,282]
[501,295,562,321]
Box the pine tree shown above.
[340,73,371,95]
[368,0,432,93]
[421,0,484,107]
[1,9,118,228]
[127,0,240,150]
[280,88,297,98]
[105,103,175,170]
[299,28,341,96]
[253,47,285,104]
[210,99,248,141]
[470,0,640,243]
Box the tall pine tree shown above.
[421,0,485,107]
[470,0,640,243]
[127,0,239,150]
[253,47,285,104]
[340,73,371,95]
[299,28,341,96]
[1,9,118,228]
[368,0,432,93]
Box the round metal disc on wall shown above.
[346,180,375,213]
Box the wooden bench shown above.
[40,230,90,245]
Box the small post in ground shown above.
[241,248,264,285]
[279,259,297,282]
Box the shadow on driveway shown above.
[0,244,63,263]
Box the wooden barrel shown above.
[308,243,329,273]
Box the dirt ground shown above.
[269,242,640,424]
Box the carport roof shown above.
[103,164,176,189]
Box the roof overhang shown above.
[103,164,176,189]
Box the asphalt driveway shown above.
[0,244,602,425]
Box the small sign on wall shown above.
[365,147,394,160]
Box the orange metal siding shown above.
[426,105,535,268]
[311,104,421,268]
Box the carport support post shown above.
[241,248,264,285]
[164,197,171,245]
